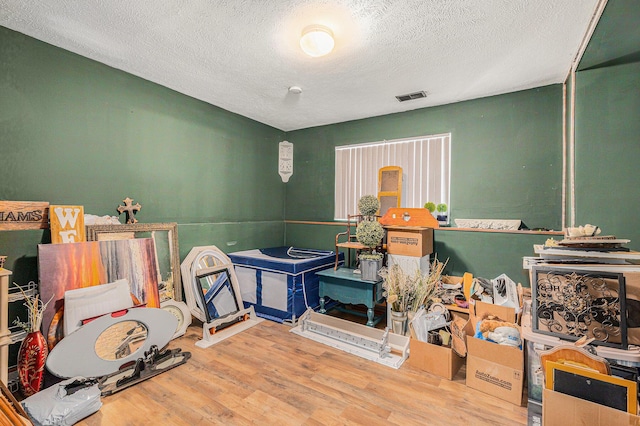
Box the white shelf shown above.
[533,244,640,262]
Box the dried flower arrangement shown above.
[379,257,448,313]
[13,282,53,333]
[414,258,447,308]
[379,264,418,312]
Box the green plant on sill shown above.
[436,203,448,213]
[424,202,436,213]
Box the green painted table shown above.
[316,268,384,326]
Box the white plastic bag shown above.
[21,377,102,426]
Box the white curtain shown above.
[335,133,450,220]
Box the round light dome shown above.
[300,25,335,57]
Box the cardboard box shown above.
[386,227,433,257]
[542,388,640,426]
[408,312,472,380]
[441,275,470,315]
[409,337,465,380]
[466,336,524,406]
[470,300,518,331]
[442,272,473,302]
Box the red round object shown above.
[18,331,48,396]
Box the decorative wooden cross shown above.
[117,197,141,224]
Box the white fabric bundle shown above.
[21,377,102,426]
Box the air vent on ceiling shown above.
[395,91,427,102]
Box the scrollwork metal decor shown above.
[532,267,627,349]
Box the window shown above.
[334,133,450,220]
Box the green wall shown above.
[285,86,563,229]
[0,0,635,377]
[285,0,640,281]
[573,0,640,250]
[577,0,640,72]
[574,62,640,246]
[0,26,286,286]
[2,0,637,290]
[285,86,563,281]
[285,222,550,284]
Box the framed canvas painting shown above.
[38,239,160,349]
[86,223,181,302]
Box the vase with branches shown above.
[13,282,53,396]
[379,257,448,334]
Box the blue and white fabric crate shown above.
[228,247,343,323]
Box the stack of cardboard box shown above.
[409,293,525,407]
[385,225,434,275]
[466,301,524,406]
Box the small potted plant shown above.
[424,202,436,216]
[436,203,448,226]
[356,195,385,281]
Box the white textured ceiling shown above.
[0,1,600,131]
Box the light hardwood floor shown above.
[77,320,528,425]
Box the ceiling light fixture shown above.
[300,25,335,57]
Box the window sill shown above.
[285,220,563,236]
[436,227,562,235]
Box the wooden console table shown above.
[316,268,384,327]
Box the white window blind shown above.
[334,133,451,220]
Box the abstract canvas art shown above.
[38,239,160,349]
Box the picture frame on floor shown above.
[86,222,181,302]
